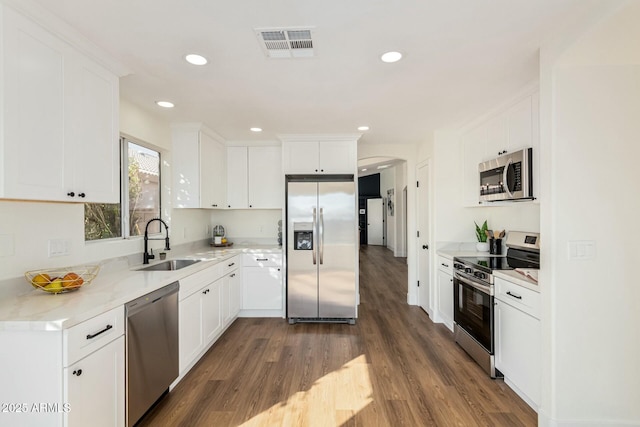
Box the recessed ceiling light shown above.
[361,168,367,172]
[381,51,402,63]
[250,127,262,132]
[185,54,208,65]
[377,164,390,169]
[156,101,174,108]
[358,126,370,131]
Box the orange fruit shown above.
[62,272,83,288]
[31,273,51,288]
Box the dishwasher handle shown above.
[125,281,180,317]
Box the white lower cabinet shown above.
[436,256,454,331]
[64,336,124,427]
[495,276,541,410]
[223,268,241,325]
[179,289,205,373]
[0,305,126,426]
[241,253,283,315]
[178,276,222,373]
[178,256,241,376]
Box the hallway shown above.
[139,246,536,426]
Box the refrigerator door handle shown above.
[319,208,324,265]
[312,208,317,265]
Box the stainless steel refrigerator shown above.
[286,175,357,324]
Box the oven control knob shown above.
[453,263,463,270]
[465,268,473,274]
[474,271,486,280]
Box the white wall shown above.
[539,1,640,425]
[379,168,396,252]
[210,209,281,243]
[0,99,211,282]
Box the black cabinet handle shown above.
[441,263,449,267]
[86,324,112,340]
[506,291,522,300]
[230,273,236,278]
[67,191,75,197]
[228,262,235,267]
[422,245,428,250]
[73,369,82,376]
[256,258,269,261]
[78,193,85,198]
[249,205,252,208]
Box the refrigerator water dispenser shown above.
[293,222,313,250]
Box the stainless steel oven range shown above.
[453,231,540,378]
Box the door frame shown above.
[416,159,433,317]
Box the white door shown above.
[416,162,431,315]
[366,198,384,245]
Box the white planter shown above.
[476,242,489,252]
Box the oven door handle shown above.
[502,158,514,198]
[455,273,492,295]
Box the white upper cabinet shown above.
[282,136,359,174]
[226,146,249,208]
[460,90,539,206]
[248,146,282,208]
[226,145,282,209]
[0,6,119,203]
[172,124,226,209]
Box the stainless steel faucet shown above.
[143,218,170,264]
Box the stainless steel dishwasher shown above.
[125,281,179,427]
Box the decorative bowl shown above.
[25,265,100,294]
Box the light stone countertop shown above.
[0,245,282,331]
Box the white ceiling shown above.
[29,0,590,146]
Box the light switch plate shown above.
[48,239,71,257]
[568,240,596,260]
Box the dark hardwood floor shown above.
[139,245,536,426]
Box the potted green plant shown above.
[475,220,489,252]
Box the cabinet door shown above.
[67,55,119,203]
[203,280,223,344]
[437,270,454,331]
[226,146,248,208]
[2,7,69,200]
[179,290,204,373]
[461,126,486,206]
[495,299,541,408]
[229,271,241,319]
[506,96,533,153]
[64,336,125,427]
[201,132,226,208]
[283,141,319,173]
[243,267,282,310]
[248,146,282,208]
[318,140,356,174]
[484,114,508,160]
[222,271,241,325]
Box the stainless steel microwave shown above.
[478,147,533,202]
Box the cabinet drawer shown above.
[64,305,124,366]
[179,263,223,299]
[495,277,540,319]
[222,255,241,275]
[437,255,453,274]
[243,253,282,267]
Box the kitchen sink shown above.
[137,259,201,271]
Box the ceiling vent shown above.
[255,28,315,58]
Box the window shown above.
[84,138,161,241]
